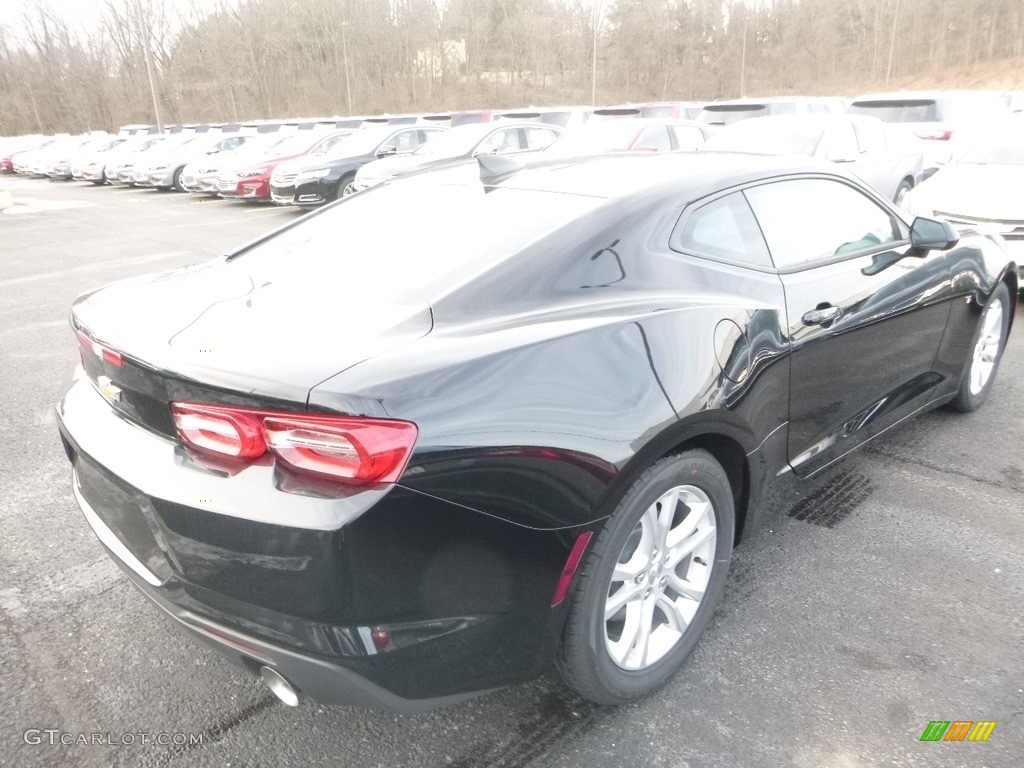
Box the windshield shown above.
[324,128,392,156]
[135,137,167,152]
[261,131,325,158]
[547,121,644,153]
[706,119,823,155]
[231,172,603,304]
[412,125,488,157]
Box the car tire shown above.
[338,174,356,199]
[948,282,1011,413]
[90,172,106,186]
[172,167,186,192]
[556,449,734,705]
[893,178,913,206]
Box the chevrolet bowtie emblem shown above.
[96,375,122,403]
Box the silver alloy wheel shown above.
[341,182,356,197]
[969,298,1004,395]
[604,484,717,671]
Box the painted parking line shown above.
[2,199,97,215]
[0,251,187,288]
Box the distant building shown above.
[416,39,467,78]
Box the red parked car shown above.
[216,130,353,202]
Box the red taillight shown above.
[264,415,417,483]
[171,403,266,459]
[170,402,418,485]
[914,129,953,141]
[76,328,123,367]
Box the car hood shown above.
[287,151,367,173]
[71,257,433,403]
[222,153,297,176]
[106,149,155,166]
[917,164,1024,220]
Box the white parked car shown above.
[902,116,1024,277]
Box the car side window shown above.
[221,137,242,150]
[477,128,521,154]
[390,131,421,152]
[635,125,672,152]
[523,127,559,150]
[744,179,905,270]
[671,192,773,268]
[671,125,705,151]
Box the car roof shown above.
[419,151,838,202]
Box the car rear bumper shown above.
[56,375,571,708]
[74,478,493,712]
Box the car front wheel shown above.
[338,174,356,199]
[556,449,734,704]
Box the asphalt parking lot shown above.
[1,177,1021,768]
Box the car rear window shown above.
[540,112,573,127]
[699,104,768,125]
[451,113,490,127]
[640,106,675,118]
[847,99,937,122]
[230,173,604,303]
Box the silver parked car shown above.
[133,133,248,191]
[902,115,1024,278]
[104,136,173,184]
[705,114,923,204]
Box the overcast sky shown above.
[1,0,213,44]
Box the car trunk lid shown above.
[71,257,432,434]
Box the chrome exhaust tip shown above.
[260,666,299,706]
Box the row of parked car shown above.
[1,91,1021,256]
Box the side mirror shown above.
[910,216,959,251]
[376,145,397,158]
[826,150,857,163]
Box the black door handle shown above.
[802,305,841,325]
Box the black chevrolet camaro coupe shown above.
[57,152,1016,712]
